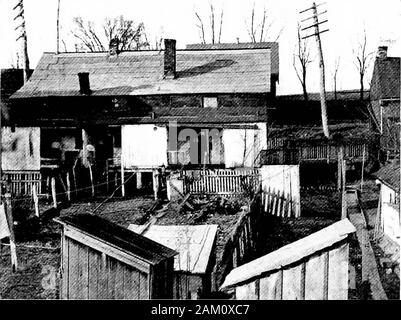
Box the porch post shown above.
[121,159,125,197]
[136,171,142,189]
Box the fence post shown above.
[88,164,95,197]
[287,192,292,218]
[121,162,125,197]
[66,172,71,202]
[277,190,282,217]
[51,176,57,209]
[33,187,39,218]
[5,193,18,272]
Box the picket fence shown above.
[182,169,260,195]
[2,170,42,196]
[261,187,301,218]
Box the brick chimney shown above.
[109,37,119,56]
[78,72,91,95]
[164,39,176,79]
[377,46,388,59]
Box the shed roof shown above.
[128,224,218,274]
[12,47,272,99]
[55,214,177,265]
[220,219,356,289]
[371,57,400,100]
[373,160,400,192]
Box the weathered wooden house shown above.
[370,46,400,161]
[55,214,177,299]
[9,40,279,196]
[129,224,218,299]
[220,219,356,300]
[373,160,400,244]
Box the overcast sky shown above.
[0,0,400,94]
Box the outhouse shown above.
[55,214,177,300]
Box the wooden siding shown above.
[232,241,350,300]
[61,236,151,300]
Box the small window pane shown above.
[204,97,218,108]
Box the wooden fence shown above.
[3,170,42,196]
[262,142,368,164]
[217,199,262,287]
[182,169,260,195]
[261,188,300,218]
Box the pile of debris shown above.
[187,196,244,223]
[134,194,247,229]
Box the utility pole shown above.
[300,2,330,138]
[13,0,30,83]
[56,0,61,54]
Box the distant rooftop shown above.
[278,89,370,102]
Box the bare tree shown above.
[293,23,313,101]
[194,2,224,44]
[332,57,340,100]
[353,30,374,101]
[71,15,149,52]
[9,53,21,69]
[245,3,283,43]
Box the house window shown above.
[203,97,218,108]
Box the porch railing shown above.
[2,170,42,196]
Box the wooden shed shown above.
[128,224,218,299]
[220,219,356,300]
[55,214,177,300]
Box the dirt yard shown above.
[1,186,386,300]
[1,195,246,299]
[0,196,156,299]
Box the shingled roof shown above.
[373,160,400,192]
[371,57,400,101]
[12,47,273,99]
[186,42,279,76]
